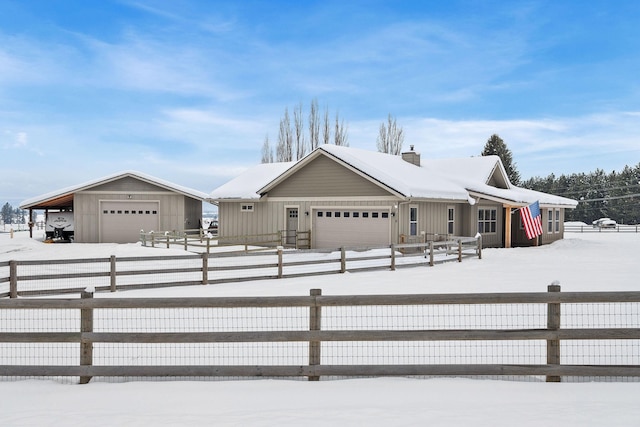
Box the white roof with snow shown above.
[209,145,578,208]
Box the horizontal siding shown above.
[268,155,392,198]
[89,176,168,192]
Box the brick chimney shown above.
[401,145,421,166]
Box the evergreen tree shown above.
[481,134,521,185]
[1,203,13,224]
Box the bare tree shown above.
[376,113,404,155]
[276,107,293,161]
[334,112,349,146]
[308,98,320,150]
[261,134,273,163]
[322,105,331,145]
[293,102,307,160]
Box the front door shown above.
[286,208,298,246]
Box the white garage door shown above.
[313,208,390,249]
[100,201,160,243]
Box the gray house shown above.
[20,171,208,243]
[209,145,578,249]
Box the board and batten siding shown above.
[396,201,468,241]
[218,199,399,242]
[267,155,393,198]
[74,191,189,243]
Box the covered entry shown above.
[100,201,160,243]
[313,208,390,249]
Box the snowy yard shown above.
[0,230,639,426]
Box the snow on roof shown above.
[209,162,295,200]
[315,145,469,200]
[208,145,578,207]
[20,170,209,208]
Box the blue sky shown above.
[1,0,639,207]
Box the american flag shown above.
[520,201,543,240]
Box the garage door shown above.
[100,201,160,243]
[313,208,390,249]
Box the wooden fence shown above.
[0,237,481,298]
[140,230,288,253]
[1,285,639,383]
[565,224,640,233]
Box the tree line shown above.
[522,165,640,225]
[1,203,27,225]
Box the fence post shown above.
[429,241,434,267]
[547,282,561,382]
[110,255,116,292]
[150,231,155,248]
[207,237,211,254]
[184,236,188,251]
[277,246,283,278]
[80,289,94,384]
[202,252,208,285]
[340,247,346,273]
[165,233,170,249]
[477,235,482,260]
[308,288,322,381]
[457,239,462,262]
[390,245,396,271]
[9,260,17,298]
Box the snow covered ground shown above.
[1,229,639,426]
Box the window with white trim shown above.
[478,208,497,234]
[241,203,254,212]
[447,207,455,235]
[547,209,553,233]
[409,206,418,236]
[555,209,560,233]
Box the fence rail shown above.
[0,237,481,298]
[565,224,640,233]
[1,285,639,383]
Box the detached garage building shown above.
[20,171,208,243]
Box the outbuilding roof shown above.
[20,170,209,210]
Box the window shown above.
[334,211,341,218]
[555,209,560,233]
[478,208,497,234]
[326,211,332,218]
[353,212,360,218]
[372,212,379,218]
[382,212,389,218]
[547,209,553,233]
[344,212,350,218]
[363,212,369,218]
[410,206,418,236]
[317,211,323,217]
[241,204,254,212]
[447,207,455,235]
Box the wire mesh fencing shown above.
[1,286,639,384]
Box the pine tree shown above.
[481,134,521,185]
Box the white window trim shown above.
[409,205,418,236]
[477,207,497,235]
[447,206,455,235]
[241,203,254,213]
